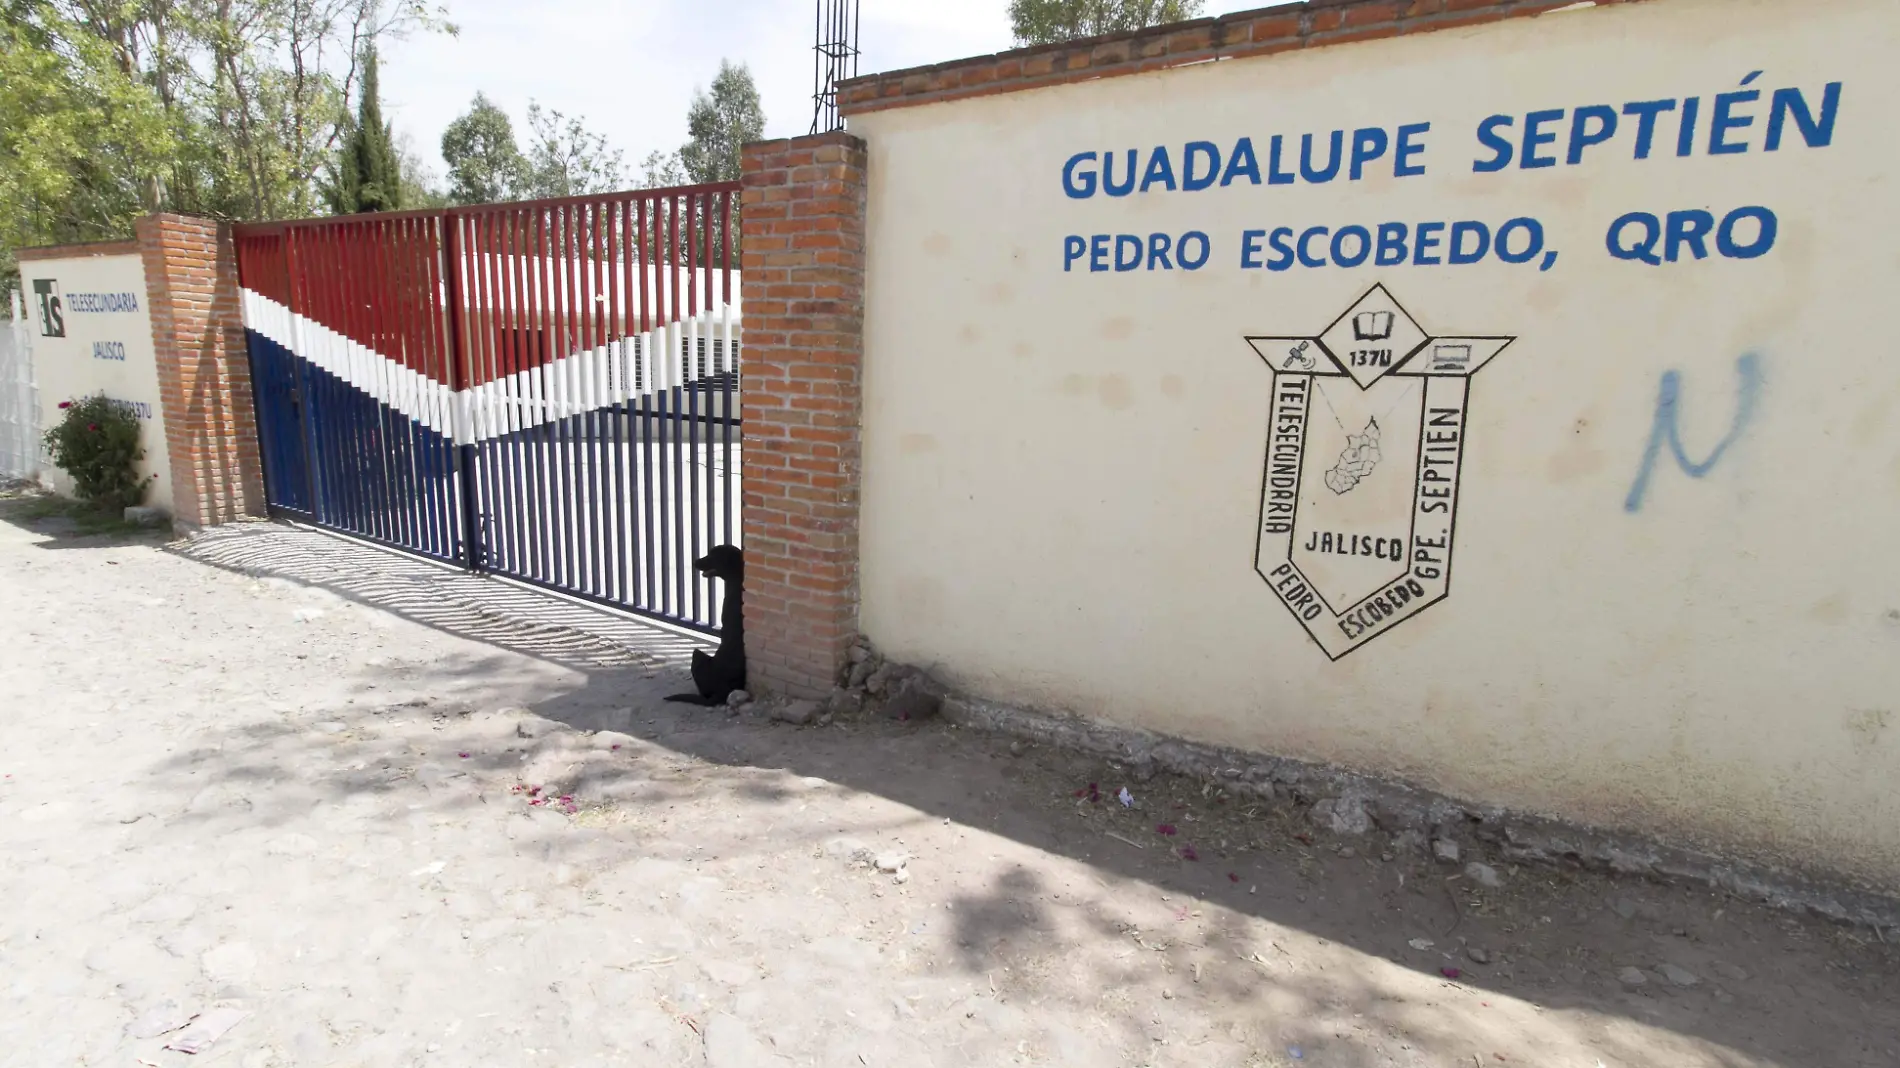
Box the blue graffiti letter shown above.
[1624,353,1762,513]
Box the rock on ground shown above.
[1659,963,1702,988]
[1465,861,1504,888]
[883,673,944,721]
[1311,795,1372,836]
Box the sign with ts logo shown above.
[32,279,64,338]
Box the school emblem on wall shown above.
[1246,285,1513,659]
[32,278,64,338]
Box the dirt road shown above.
[1,494,1895,1067]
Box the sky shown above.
[378,0,1256,186]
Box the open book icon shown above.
[1352,311,1395,341]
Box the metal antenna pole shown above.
[810,0,861,134]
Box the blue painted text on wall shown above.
[1059,76,1841,199]
[1624,353,1763,513]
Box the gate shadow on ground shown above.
[178,520,707,671]
[171,521,1900,1068]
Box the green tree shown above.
[398,130,448,208]
[190,0,454,219]
[679,60,764,185]
[1007,0,1204,45]
[636,149,686,190]
[440,92,525,204]
[0,0,175,300]
[0,0,455,294]
[326,42,402,213]
[521,101,625,199]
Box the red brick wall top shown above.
[836,0,1645,117]
[16,239,141,261]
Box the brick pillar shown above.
[135,213,265,529]
[739,132,869,697]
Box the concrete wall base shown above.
[937,692,1900,934]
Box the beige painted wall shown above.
[18,253,174,512]
[850,0,1900,886]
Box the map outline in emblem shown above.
[1245,284,1515,660]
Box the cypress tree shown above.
[331,44,402,214]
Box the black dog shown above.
[665,545,745,706]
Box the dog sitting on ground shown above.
[664,545,746,706]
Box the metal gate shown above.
[232,185,742,632]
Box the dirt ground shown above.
[2,492,1897,1068]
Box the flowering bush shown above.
[42,394,148,510]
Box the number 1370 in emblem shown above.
[1245,285,1514,659]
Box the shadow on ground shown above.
[0,486,173,546]
[166,520,1900,1068]
[178,519,705,671]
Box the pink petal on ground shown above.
[1156,824,1177,836]
[1441,967,1462,980]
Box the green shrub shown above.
[42,394,149,510]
